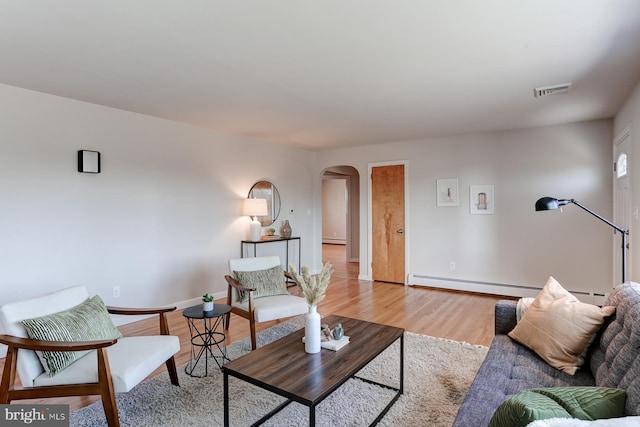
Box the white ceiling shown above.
[1,1,640,151]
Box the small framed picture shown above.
[436,178,459,206]
[470,185,494,214]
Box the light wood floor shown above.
[1,244,512,412]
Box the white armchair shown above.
[225,256,308,350]
[0,285,180,427]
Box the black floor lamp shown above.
[535,197,629,284]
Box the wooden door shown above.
[371,164,405,283]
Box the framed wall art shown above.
[436,178,459,206]
[470,185,494,214]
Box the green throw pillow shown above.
[22,295,123,376]
[489,390,572,427]
[233,265,288,303]
[488,387,627,427]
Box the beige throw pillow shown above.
[508,277,615,375]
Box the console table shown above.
[240,236,301,273]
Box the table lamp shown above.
[243,198,268,241]
[535,197,628,283]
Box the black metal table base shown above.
[185,314,230,377]
[241,377,401,427]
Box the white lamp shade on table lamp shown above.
[242,198,268,241]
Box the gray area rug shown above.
[71,317,488,426]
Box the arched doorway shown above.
[321,166,360,264]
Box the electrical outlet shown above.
[449,262,456,271]
[113,286,121,298]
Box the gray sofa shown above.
[453,281,640,427]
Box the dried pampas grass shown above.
[288,262,333,306]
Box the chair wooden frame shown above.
[0,306,179,427]
[224,271,296,350]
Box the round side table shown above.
[182,303,231,377]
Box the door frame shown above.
[321,166,360,265]
[613,125,632,286]
[367,160,410,284]
[322,174,350,256]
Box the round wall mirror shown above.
[248,181,281,226]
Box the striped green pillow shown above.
[22,295,122,376]
[234,265,288,303]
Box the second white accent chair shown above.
[225,256,308,350]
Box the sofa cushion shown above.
[589,282,640,416]
[453,334,596,427]
[508,277,615,375]
[488,387,626,427]
[22,295,122,376]
[233,265,289,303]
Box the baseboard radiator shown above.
[409,274,608,305]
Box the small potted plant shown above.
[265,228,276,236]
[202,293,214,312]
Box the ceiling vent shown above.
[534,82,572,98]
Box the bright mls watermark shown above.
[0,405,68,426]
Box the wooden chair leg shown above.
[225,288,233,331]
[165,356,179,386]
[96,348,120,427]
[225,312,231,331]
[158,312,171,336]
[0,346,18,404]
[249,318,257,350]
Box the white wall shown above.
[317,120,615,297]
[0,81,623,315]
[0,84,317,310]
[614,77,640,281]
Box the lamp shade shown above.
[535,197,570,211]
[242,198,268,217]
[535,197,559,211]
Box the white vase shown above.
[203,301,214,312]
[305,305,321,354]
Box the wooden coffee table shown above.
[222,315,404,426]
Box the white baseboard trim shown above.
[409,274,608,305]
